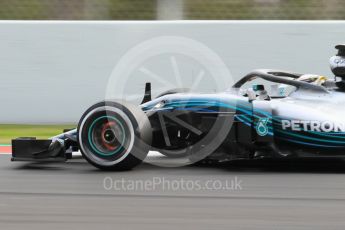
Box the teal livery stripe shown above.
[144,98,345,148]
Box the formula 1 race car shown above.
[11,45,345,170]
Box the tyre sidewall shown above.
[78,101,151,170]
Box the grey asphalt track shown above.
[2,154,345,230]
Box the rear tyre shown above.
[78,101,151,171]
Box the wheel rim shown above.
[88,116,126,156]
[79,106,136,166]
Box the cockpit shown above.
[232,69,332,101]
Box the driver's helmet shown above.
[297,74,327,85]
[330,44,345,78]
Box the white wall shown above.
[0,21,344,123]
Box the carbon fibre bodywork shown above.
[140,69,345,160]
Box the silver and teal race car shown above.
[11,45,345,170]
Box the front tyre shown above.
[78,101,152,171]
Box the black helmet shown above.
[330,44,345,77]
